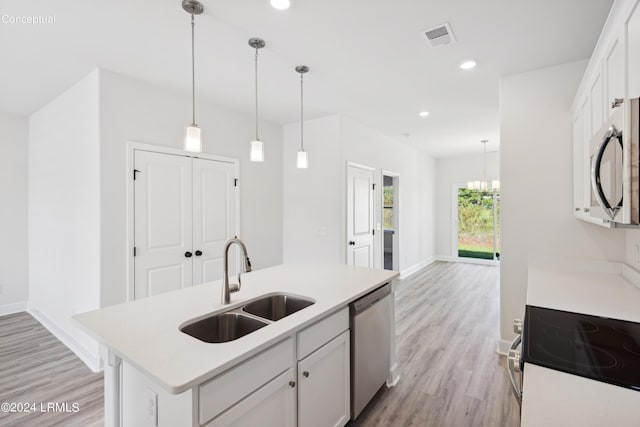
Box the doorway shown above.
[453,185,500,262]
[382,173,399,271]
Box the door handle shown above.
[303,371,309,378]
[195,250,203,256]
[348,241,355,246]
[611,98,624,109]
[185,251,193,258]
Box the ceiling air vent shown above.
[423,23,456,47]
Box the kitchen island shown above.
[74,264,399,427]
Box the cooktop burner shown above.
[523,305,640,391]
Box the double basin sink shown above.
[180,294,315,344]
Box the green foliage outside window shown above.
[457,188,499,260]
[383,186,393,229]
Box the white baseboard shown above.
[435,255,499,267]
[28,304,102,373]
[497,338,513,356]
[0,301,28,316]
[399,258,435,279]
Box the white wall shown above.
[282,116,342,264]
[435,152,499,258]
[0,112,29,314]
[499,60,625,347]
[282,115,436,275]
[28,70,102,369]
[340,117,436,274]
[99,70,284,307]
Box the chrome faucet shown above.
[222,237,252,305]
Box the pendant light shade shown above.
[249,38,266,162]
[184,126,202,153]
[296,150,308,169]
[182,0,203,153]
[250,140,264,162]
[296,65,309,169]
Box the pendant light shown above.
[249,38,266,162]
[296,65,309,169]
[182,0,204,153]
[467,140,500,191]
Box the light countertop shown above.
[521,259,640,427]
[74,264,398,394]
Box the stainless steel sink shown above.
[180,312,268,343]
[180,294,315,343]
[242,294,315,321]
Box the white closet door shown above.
[347,164,375,268]
[192,158,237,286]
[134,150,193,299]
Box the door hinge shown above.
[234,178,238,187]
[372,183,376,190]
[133,169,140,180]
[133,247,137,257]
[372,229,375,236]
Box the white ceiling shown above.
[0,0,612,157]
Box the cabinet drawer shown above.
[297,308,348,360]
[199,338,293,425]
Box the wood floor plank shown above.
[0,312,103,427]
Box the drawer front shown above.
[199,338,293,425]
[297,307,349,360]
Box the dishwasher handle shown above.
[351,283,391,314]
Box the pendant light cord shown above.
[191,13,196,126]
[300,72,304,151]
[255,48,259,141]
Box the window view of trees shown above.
[457,188,500,260]
[383,186,393,229]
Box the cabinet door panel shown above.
[628,1,640,98]
[605,35,624,117]
[298,331,350,427]
[581,98,593,207]
[590,67,604,134]
[573,112,584,212]
[206,369,295,427]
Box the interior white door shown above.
[134,150,193,299]
[347,164,375,267]
[192,158,237,285]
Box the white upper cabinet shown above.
[571,0,640,226]
[573,112,584,213]
[590,64,604,134]
[627,1,640,98]
[605,32,625,117]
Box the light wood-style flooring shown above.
[0,261,518,426]
[0,312,103,427]
[349,261,520,427]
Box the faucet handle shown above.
[229,272,242,293]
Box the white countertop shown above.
[521,259,640,427]
[73,264,398,394]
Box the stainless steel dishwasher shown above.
[350,283,392,420]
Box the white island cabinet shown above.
[74,264,399,427]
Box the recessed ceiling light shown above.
[459,60,477,70]
[270,0,291,10]
[419,111,430,117]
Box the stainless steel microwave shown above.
[589,97,640,225]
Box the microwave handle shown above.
[591,126,623,218]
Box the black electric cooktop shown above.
[523,305,640,391]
